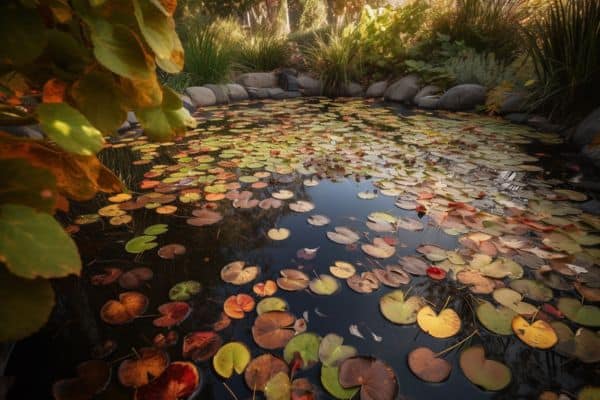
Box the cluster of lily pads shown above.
[55,99,599,400]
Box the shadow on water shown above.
[5,98,598,400]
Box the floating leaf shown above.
[268,228,290,241]
[338,357,398,400]
[399,256,429,276]
[182,331,223,362]
[329,261,356,279]
[321,365,359,400]
[100,292,148,325]
[417,306,461,338]
[244,354,289,392]
[119,267,153,289]
[417,245,448,262]
[213,342,251,378]
[289,200,315,213]
[379,290,425,324]
[361,238,396,259]
[309,274,340,295]
[512,315,557,349]
[277,269,310,291]
[347,272,380,294]
[557,298,600,327]
[319,334,357,367]
[252,311,296,350]
[134,362,199,400]
[253,280,277,297]
[223,294,255,319]
[493,288,537,315]
[476,301,516,335]
[373,265,410,287]
[257,297,288,315]
[327,227,360,245]
[125,235,158,254]
[153,302,191,328]
[118,347,169,388]
[459,346,511,391]
[307,215,330,226]
[283,332,321,369]
[509,279,553,302]
[186,209,223,226]
[158,243,186,259]
[220,261,260,285]
[53,360,111,400]
[408,347,452,383]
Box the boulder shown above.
[341,82,364,97]
[127,111,138,124]
[415,95,440,110]
[384,75,420,103]
[527,115,563,133]
[297,74,322,96]
[185,87,217,107]
[267,88,285,98]
[203,84,229,104]
[365,81,388,98]
[415,85,441,102]
[247,87,270,99]
[499,91,528,114]
[278,72,299,92]
[437,84,487,111]
[118,120,131,132]
[237,72,278,89]
[505,113,530,124]
[226,84,249,101]
[573,107,600,147]
[272,91,302,100]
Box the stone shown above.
[297,74,322,96]
[226,84,249,101]
[499,91,527,114]
[415,95,440,110]
[582,144,600,169]
[415,85,441,102]
[0,125,44,140]
[278,72,299,92]
[437,84,487,111]
[267,88,285,98]
[341,82,364,97]
[384,75,420,103]
[237,72,278,89]
[365,81,388,98]
[573,107,600,147]
[247,87,270,99]
[203,84,229,104]
[527,115,563,133]
[127,111,138,124]
[272,91,302,100]
[505,113,530,124]
[118,120,131,132]
[185,87,217,107]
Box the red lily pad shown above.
[186,209,223,226]
[134,362,200,400]
[182,331,223,362]
[427,267,446,280]
[90,268,122,286]
[153,302,192,328]
[339,356,398,400]
[157,244,186,259]
[118,347,169,388]
[153,331,179,349]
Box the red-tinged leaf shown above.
[134,362,200,400]
[91,268,122,286]
[182,331,223,362]
[153,302,191,328]
[426,267,446,280]
[290,352,304,376]
[43,79,67,103]
[542,303,564,319]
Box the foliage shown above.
[430,0,526,61]
[305,25,362,96]
[355,3,430,76]
[0,0,193,342]
[236,32,291,73]
[525,0,600,121]
[445,51,533,88]
[299,0,328,31]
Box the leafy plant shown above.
[305,25,362,96]
[236,32,290,73]
[445,51,534,88]
[299,0,328,32]
[0,0,194,342]
[525,0,600,120]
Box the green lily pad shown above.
[551,321,600,363]
[557,298,600,327]
[0,268,55,341]
[379,290,425,324]
[476,300,517,335]
[125,235,158,254]
[213,341,251,378]
[318,333,357,367]
[459,346,511,391]
[321,365,359,400]
[0,204,81,279]
[257,297,288,315]
[283,332,321,370]
[509,279,553,302]
[309,274,340,295]
[481,258,523,279]
[143,224,168,235]
[169,281,201,301]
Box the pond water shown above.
[6,98,599,400]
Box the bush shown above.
[445,51,533,87]
[526,0,600,121]
[235,33,291,72]
[430,0,526,61]
[299,0,328,32]
[305,25,363,96]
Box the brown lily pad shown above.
[408,347,452,383]
[244,354,289,392]
[182,331,223,362]
[252,311,296,350]
[118,347,169,388]
[338,356,398,400]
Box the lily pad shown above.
[100,292,148,325]
[338,357,398,400]
[223,294,255,319]
[182,331,223,362]
[379,290,425,324]
[557,298,600,327]
[277,269,310,291]
[512,315,557,349]
[459,346,511,391]
[309,274,340,295]
[213,342,251,378]
[417,306,461,338]
[509,279,553,302]
[125,235,158,254]
[408,347,452,383]
[220,261,260,285]
[329,261,356,279]
[257,297,288,314]
[252,311,296,350]
[244,354,289,392]
[319,333,358,367]
[169,280,201,301]
[476,301,516,335]
[327,227,360,245]
[283,332,321,370]
[321,365,359,400]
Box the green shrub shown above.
[305,25,363,96]
[236,33,290,72]
[526,0,600,121]
[430,0,526,61]
[445,51,533,87]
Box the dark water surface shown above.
[6,98,598,400]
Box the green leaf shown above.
[169,281,201,301]
[0,204,81,279]
[558,298,600,328]
[37,103,104,156]
[45,30,90,80]
[257,297,288,315]
[125,235,158,254]
[89,19,154,80]
[283,332,321,369]
[133,0,183,73]
[212,342,251,378]
[137,87,196,141]
[71,70,128,135]
[0,268,55,341]
[318,334,357,367]
[264,372,290,400]
[379,290,425,324]
[143,223,168,235]
[0,3,47,65]
[476,300,516,335]
[321,365,359,400]
[0,159,58,213]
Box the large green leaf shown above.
[133,0,183,73]
[0,268,55,341]
[137,87,196,141]
[89,19,154,80]
[0,204,81,279]
[45,30,91,81]
[283,332,321,369]
[71,70,128,135]
[38,103,105,156]
[0,159,58,213]
[0,3,47,65]
[321,365,359,400]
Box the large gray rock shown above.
[384,75,420,103]
[365,81,388,98]
[297,74,322,96]
[203,84,229,104]
[341,82,363,97]
[573,107,600,147]
[415,95,440,110]
[185,87,217,106]
[415,85,441,102]
[237,72,278,89]
[226,84,249,101]
[127,111,138,124]
[499,91,528,114]
[527,115,563,133]
[247,87,270,99]
[437,84,487,111]
[278,72,299,92]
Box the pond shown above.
[6,98,599,400]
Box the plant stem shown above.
[433,330,479,358]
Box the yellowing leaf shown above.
[417,306,461,338]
